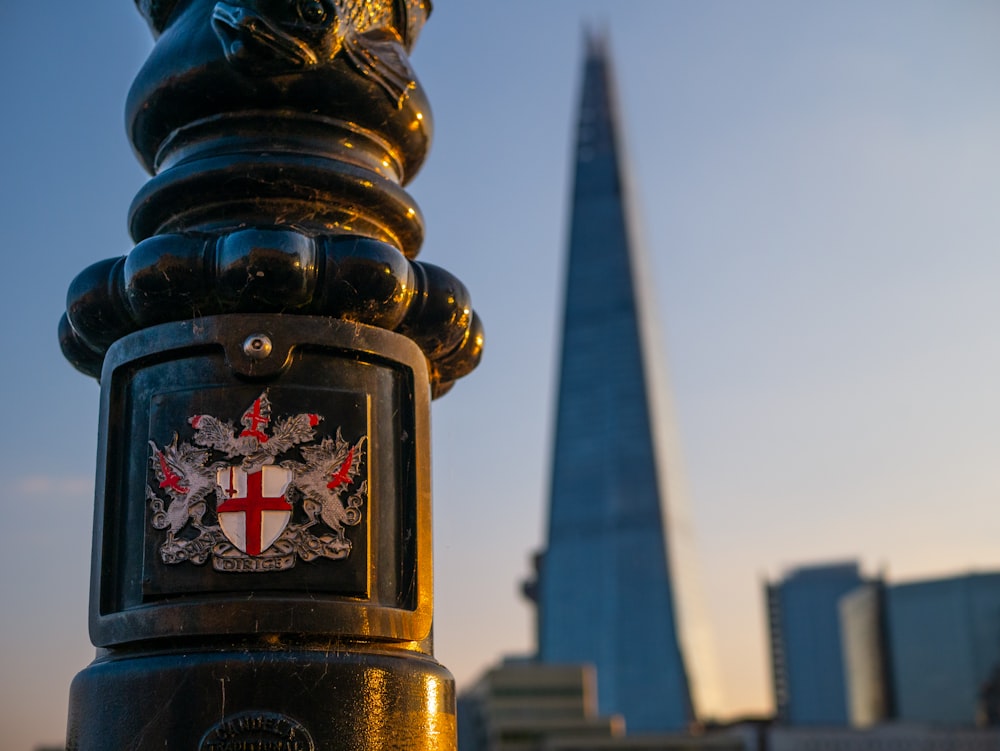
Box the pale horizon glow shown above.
[3,2,1000,748]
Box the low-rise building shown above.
[458,659,624,751]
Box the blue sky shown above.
[4,2,1000,748]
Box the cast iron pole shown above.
[59,1,482,748]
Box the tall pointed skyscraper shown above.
[536,35,695,732]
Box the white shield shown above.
[216,464,292,556]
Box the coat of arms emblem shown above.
[147,391,366,573]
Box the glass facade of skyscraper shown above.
[537,37,692,733]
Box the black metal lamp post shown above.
[58,1,482,748]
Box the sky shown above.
[3,1,1000,748]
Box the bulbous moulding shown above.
[61,229,482,396]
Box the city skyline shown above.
[4,3,1000,749]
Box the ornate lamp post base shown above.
[69,648,454,750]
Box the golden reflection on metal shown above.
[356,666,455,751]
[363,666,390,726]
[425,676,441,716]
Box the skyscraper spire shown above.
[536,34,694,732]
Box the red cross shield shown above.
[216,464,293,556]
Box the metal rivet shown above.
[243,334,273,360]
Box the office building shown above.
[766,562,866,725]
[457,660,742,751]
[458,659,624,751]
[886,572,1000,725]
[532,33,699,732]
[838,581,893,727]
[775,565,1000,728]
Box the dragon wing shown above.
[150,437,212,499]
[190,414,240,455]
[295,431,365,490]
[266,412,320,455]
